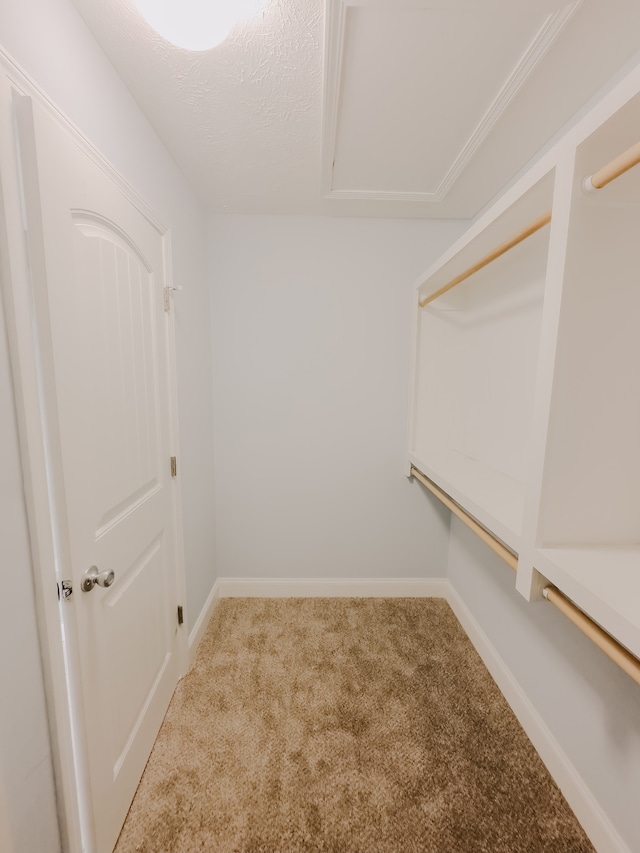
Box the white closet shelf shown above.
[535,547,640,659]
[408,449,523,552]
[406,62,640,681]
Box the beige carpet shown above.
[115,598,594,853]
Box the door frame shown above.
[0,50,189,853]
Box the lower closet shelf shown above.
[535,547,640,660]
[410,465,640,683]
[410,466,517,571]
[408,449,523,552]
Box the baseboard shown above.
[188,579,220,664]
[217,576,448,598]
[445,582,630,853]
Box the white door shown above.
[16,96,182,852]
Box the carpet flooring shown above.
[114,598,595,852]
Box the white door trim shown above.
[0,49,188,853]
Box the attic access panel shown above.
[322,0,581,203]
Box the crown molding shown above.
[321,0,582,204]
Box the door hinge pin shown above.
[170,456,177,477]
[177,605,184,626]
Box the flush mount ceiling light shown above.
[134,0,267,51]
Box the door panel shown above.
[71,216,162,511]
[16,96,181,852]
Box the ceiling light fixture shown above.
[134,0,267,51]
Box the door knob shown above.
[81,565,115,592]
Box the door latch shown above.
[58,580,73,601]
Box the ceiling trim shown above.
[321,0,582,203]
[320,0,348,200]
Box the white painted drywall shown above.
[447,518,640,853]
[0,0,216,647]
[208,214,464,580]
[0,293,60,852]
[0,773,16,853]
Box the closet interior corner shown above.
[407,63,640,675]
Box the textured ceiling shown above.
[70,0,640,218]
[71,0,324,213]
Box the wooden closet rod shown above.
[543,586,640,686]
[410,466,518,571]
[410,468,640,683]
[583,139,640,191]
[418,210,552,308]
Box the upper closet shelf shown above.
[418,210,551,308]
[413,161,556,308]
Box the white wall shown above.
[0,293,60,851]
[208,214,464,580]
[448,518,640,853]
[0,770,16,853]
[0,1,216,850]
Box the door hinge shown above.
[57,580,73,601]
[170,456,177,477]
[163,287,171,312]
[177,605,184,626]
